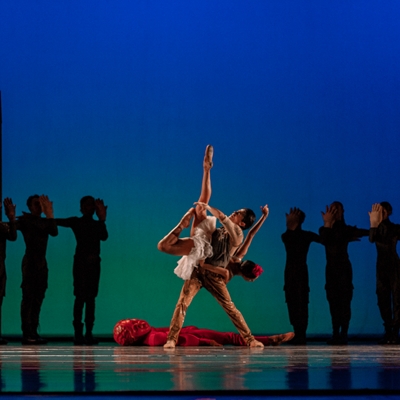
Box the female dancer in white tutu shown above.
[158,145,269,282]
[158,145,222,280]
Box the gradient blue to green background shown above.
[0,0,399,336]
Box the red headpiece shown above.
[252,264,264,277]
[113,319,151,346]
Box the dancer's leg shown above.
[157,209,196,256]
[192,145,213,233]
[164,276,202,348]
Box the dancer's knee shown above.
[157,240,166,252]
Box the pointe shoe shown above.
[269,332,295,346]
[203,145,214,169]
[249,339,264,348]
[179,208,195,229]
[163,340,176,349]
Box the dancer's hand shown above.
[194,201,210,211]
[321,205,336,228]
[39,195,54,218]
[95,199,108,221]
[3,198,16,221]
[285,207,301,230]
[260,204,269,218]
[194,202,225,221]
[369,203,383,228]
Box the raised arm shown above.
[233,204,269,260]
[39,195,58,237]
[321,205,336,228]
[95,199,109,241]
[3,197,17,241]
[95,198,107,222]
[285,207,301,231]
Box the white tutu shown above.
[174,216,216,280]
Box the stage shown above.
[0,341,400,399]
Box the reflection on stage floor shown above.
[1,342,400,397]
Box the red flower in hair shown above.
[252,264,264,277]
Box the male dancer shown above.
[0,198,17,344]
[319,202,368,345]
[158,146,282,349]
[369,202,400,344]
[17,195,58,344]
[56,196,108,345]
[282,207,321,345]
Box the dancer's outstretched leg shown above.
[192,145,213,234]
[157,209,196,256]
[158,144,214,255]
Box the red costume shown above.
[113,319,273,347]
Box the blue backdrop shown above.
[0,0,399,336]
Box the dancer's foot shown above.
[203,145,214,169]
[163,340,176,349]
[249,339,264,348]
[179,208,195,229]
[269,332,295,346]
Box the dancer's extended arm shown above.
[233,204,269,261]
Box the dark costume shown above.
[16,214,58,340]
[55,216,108,341]
[281,228,320,343]
[369,219,400,342]
[319,221,368,343]
[0,221,17,341]
[114,319,273,346]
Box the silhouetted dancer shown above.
[16,195,58,345]
[282,207,321,345]
[319,202,368,345]
[113,318,294,346]
[55,196,108,345]
[0,198,17,345]
[369,202,400,344]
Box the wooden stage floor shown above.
[1,341,400,398]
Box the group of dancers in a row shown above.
[1,145,397,348]
[0,195,108,345]
[115,144,400,347]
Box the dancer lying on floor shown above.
[113,318,294,347]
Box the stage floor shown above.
[1,342,400,398]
